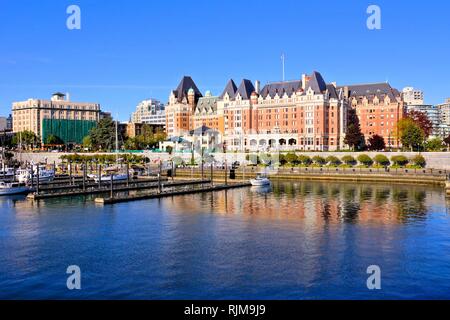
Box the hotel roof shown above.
[172,76,203,103]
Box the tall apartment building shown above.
[403,87,424,105]
[166,72,349,151]
[436,98,450,138]
[131,99,165,126]
[437,98,450,125]
[0,117,7,131]
[340,83,405,147]
[12,93,100,144]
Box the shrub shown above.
[341,155,357,166]
[298,155,312,166]
[391,155,409,167]
[312,156,326,166]
[357,154,373,167]
[326,156,341,167]
[411,155,426,168]
[374,154,390,166]
[285,153,299,165]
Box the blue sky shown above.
[0,0,449,121]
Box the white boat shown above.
[16,165,55,184]
[250,174,271,186]
[0,181,32,196]
[0,166,15,181]
[93,173,128,183]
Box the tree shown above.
[367,134,386,151]
[425,138,444,152]
[407,110,433,138]
[298,155,312,166]
[285,153,299,166]
[12,130,39,150]
[397,119,425,151]
[357,154,373,167]
[312,156,326,166]
[344,109,365,151]
[391,155,409,167]
[46,134,63,145]
[341,155,356,166]
[82,136,92,149]
[374,154,390,167]
[326,156,341,167]
[88,118,123,151]
[411,155,426,168]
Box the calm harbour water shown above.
[0,180,449,300]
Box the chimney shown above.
[344,86,349,99]
[255,80,261,94]
[301,74,307,90]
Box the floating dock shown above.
[27,179,211,200]
[94,182,251,205]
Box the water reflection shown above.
[161,181,446,225]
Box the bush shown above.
[391,155,409,167]
[298,155,312,166]
[312,156,326,166]
[425,138,444,152]
[285,153,299,165]
[411,155,426,168]
[357,154,373,167]
[341,155,357,166]
[326,156,341,167]
[374,154,390,167]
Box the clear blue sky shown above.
[1,0,449,121]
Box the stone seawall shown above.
[13,151,450,170]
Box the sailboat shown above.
[91,118,129,183]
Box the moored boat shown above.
[0,181,32,196]
[250,174,271,186]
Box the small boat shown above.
[250,174,271,186]
[0,181,32,196]
[0,166,15,181]
[16,166,55,184]
[93,173,128,183]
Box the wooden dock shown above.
[27,179,211,200]
[94,182,251,205]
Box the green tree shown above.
[312,156,326,166]
[425,138,444,152]
[374,154,390,167]
[398,119,425,151]
[88,118,123,151]
[285,153,299,166]
[357,154,373,167]
[46,134,63,145]
[12,130,39,149]
[341,155,357,166]
[298,155,312,166]
[82,136,92,149]
[391,155,409,167]
[326,156,341,167]
[344,109,365,151]
[410,155,426,168]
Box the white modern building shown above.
[131,99,165,125]
[403,87,424,105]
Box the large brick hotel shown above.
[166,71,405,151]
